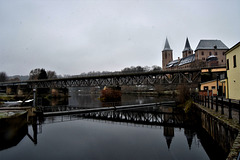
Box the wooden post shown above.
[211,96,213,109]
[229,99,232,119]
[221,97,224,115]
[216,96,218,112]
[200,95,201,105]
[205,96,206,107]
[208,96,210,108]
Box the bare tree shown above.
[38,69,48,80]
[152,65,161,71]
[47,71,57,79]
[29,68,41,80]
[0,72,8,82]
[29,68,49,80]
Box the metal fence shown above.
[193,95,240,123]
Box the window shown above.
[215,52,218,55]
[212,86,216,89]
[222,60,223,62]
[233,55,237,68]
[189,51,191,54]
[209,52,212,55]
[202,52,204,55]
[202,57,205,60]
[204,86,208,90]
[227,59,229,70]
[223,52,225,55]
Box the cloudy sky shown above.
[1,0,239,76]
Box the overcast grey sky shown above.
[1,0,239,76]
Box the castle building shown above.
[195,40,228,66]
[182,37,193,58]
[162,38,229,70]
[162,38,173,70]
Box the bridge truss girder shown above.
[0,69,201,88]
[79,110,185,126]
[29,71,200,88]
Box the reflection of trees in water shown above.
[68,92,176,108]
[37,97,68,106]
[121,94,173,105]
[69,93,101,108]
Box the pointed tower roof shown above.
[184,129,194,150]
[163,38,172,51]
[183,37,193,52]
[165,136,173,149]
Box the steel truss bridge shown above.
[80,110,185,127]
[0,68,201,88]
[41,108,185,127]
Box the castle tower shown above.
[164,126,174,149]
[162,38,173,70]
[182,37,193,58]
[184,129,194,150]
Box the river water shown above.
[0,92,228,160]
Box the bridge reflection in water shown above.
[0,105,234,160]
[41,106,190,150]
[39,105,232,159]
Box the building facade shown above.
[195,40,228,66]
[200,80,226,96]
[225,42,240,100]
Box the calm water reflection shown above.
[68,92,173,108]
[0,94,228,160]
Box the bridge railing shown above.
[193,95,240,124]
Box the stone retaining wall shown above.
[193,103,240,160]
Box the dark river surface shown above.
[0,90,228,160]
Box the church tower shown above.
[182,37,193,58]
[162,38,173,70]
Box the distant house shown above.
[225,42,240,100]
[200,80,226,96]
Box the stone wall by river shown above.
[193,103,239,154]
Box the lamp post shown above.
[33,88,36,107]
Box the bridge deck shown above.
[42,101,175,117]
